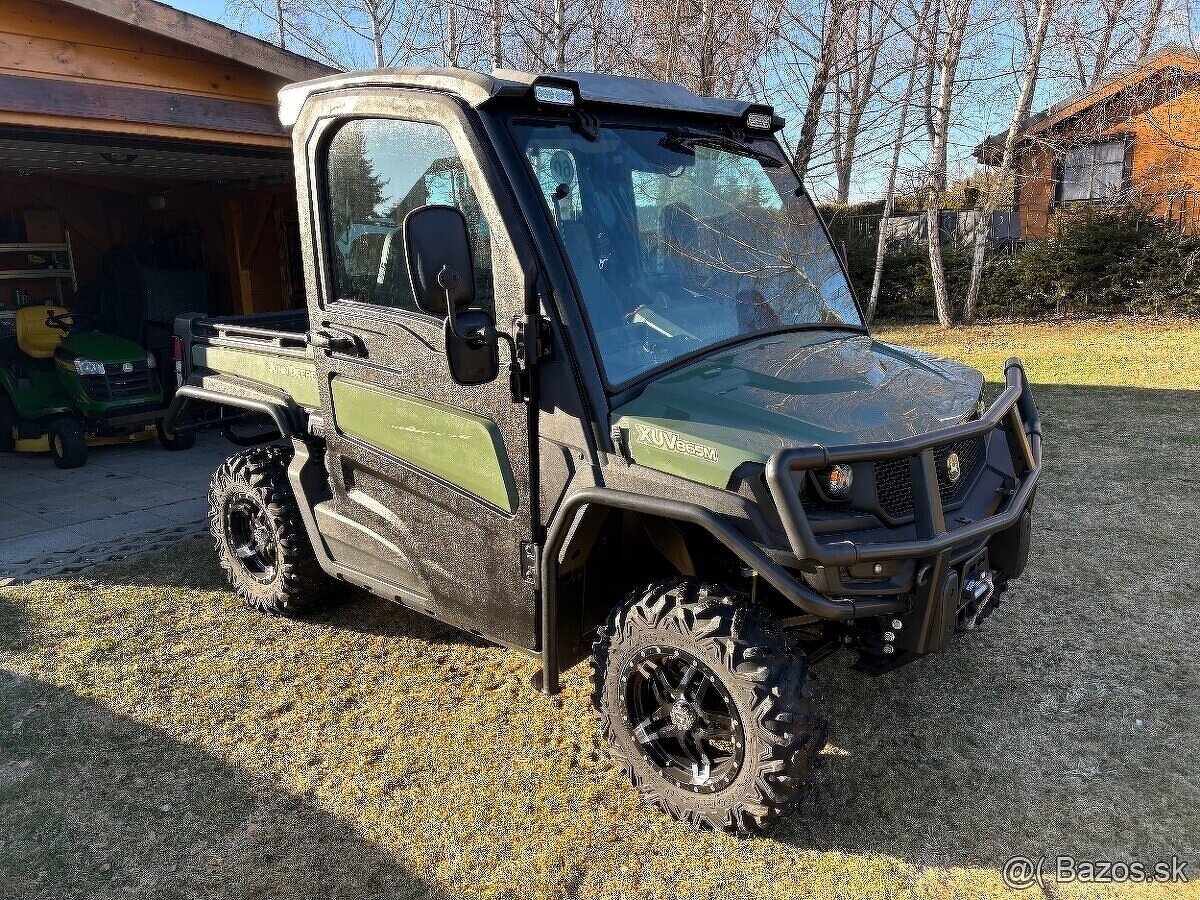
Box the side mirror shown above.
[404,205,474,315]
[403,205,499,386]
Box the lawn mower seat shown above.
[15,305,67,359]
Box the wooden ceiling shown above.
[0,130,292,184]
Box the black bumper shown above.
[765,357,1041,569]
[92,404,170,430]
[764,357,1040,656]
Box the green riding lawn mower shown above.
[0,304,194,469]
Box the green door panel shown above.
[193,346,319,409]
[330,377,518,513]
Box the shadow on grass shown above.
[9,384,1197,877]
[0,665,453,899]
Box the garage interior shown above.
[0,0,334,370]
[0,133,304,365]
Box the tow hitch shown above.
[958,569,998,631]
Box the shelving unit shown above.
[0,232,77,302]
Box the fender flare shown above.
[536,486,906,695]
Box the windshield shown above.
[510,120,861,386]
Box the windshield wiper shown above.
[660,128,783,168]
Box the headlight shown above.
[145,353,157,369]
[820,464,854,499]
[73,358,105,376]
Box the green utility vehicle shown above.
[168,68,1042,835]
[1,305,193,468]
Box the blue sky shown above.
[167,0,228,20]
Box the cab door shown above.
[301,92,536,649]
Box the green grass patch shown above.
[2,318,1199,898]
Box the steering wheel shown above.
[45,310,80,332]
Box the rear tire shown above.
[158,412,196,451]
[209,444,327,615]
[49,419,87,469]
[0,393,15,452]
[592,579,826,835]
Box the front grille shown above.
[81,361,158,402]
[873,457,913,518]
[872,436,986,519]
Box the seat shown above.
[15,305,68,359]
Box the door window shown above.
[324,118,494,312]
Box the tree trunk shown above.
[491,0,503,69]
[963,0,1052,323]
[369,4,386,67]
[1137,0,1165,59]
[924,0,968,328]
[794,0,847,180]
[554,0,568,69]
[866,0,930,323]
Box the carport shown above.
[0,0,333,573]
[0,0,333,344]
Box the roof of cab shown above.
[277,67,767,127]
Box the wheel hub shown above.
[623,646,746,793]
[225,497,277,583]
[670,700,699,731]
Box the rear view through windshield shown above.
[511,121,860,385]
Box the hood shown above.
[56,331,148,364]
[611,330,984,488]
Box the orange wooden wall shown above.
[1014,87,1200,238]
[0,0,289,147]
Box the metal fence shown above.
[829,193,1200,253]
[826,209,1021,251]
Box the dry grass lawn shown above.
[2,319,1199,899]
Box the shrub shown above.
[819,203,1200,321]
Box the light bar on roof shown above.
[745,111,773,130]
[533,83,575,106]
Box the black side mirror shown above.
[403,205,499,386]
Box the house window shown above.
[1058,140,1128,202]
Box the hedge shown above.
[819,204,1200,321]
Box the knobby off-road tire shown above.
[210,444,326,615]
[592,579,826,835]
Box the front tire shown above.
[49,419,87,469]
[210,444,326,615]
[592,579,826,835]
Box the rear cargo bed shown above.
[178,310,318,409]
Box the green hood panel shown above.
[612,331,984,488]
[58,331,148,363]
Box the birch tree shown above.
[962,0,1054,322]
[921,0,972,327]
[829,0,904,202]
[865,0,933,321]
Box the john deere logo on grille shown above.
[121,362,133,373]
[945,451,962,483]
[632,423,719,463]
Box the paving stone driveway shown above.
[0,432,233,576]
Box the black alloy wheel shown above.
[622,646,746,793]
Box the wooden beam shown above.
[0,73,286,138]
[0,30,281,105]
[223,198,255,314]
[0,110,291,148]
[56,0,338,83]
